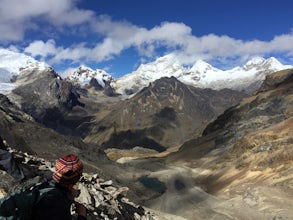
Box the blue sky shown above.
[0,0,292,77]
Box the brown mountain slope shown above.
[83,77,247,153]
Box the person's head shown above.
[52,154,83,188]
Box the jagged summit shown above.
[191,59,221,73]
[66,65,114,88]
[65,65,119,96]
[245,56,266,65]
[137,53,184,79]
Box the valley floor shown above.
[136,163,293,220]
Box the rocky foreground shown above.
[0,147,182,220]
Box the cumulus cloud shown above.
[4,0,291,69]
[0,0,93,41]
[24,39,58,58]
[23,17,293,68]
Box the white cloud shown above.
[88,18,293,65]
[0,22,28,41]
[174,33,293,65]
[0,0,94,41]
[8,2,290,70]
[269,33,293,53]
[23,18,293,68]
[48,44,91,65]
[24,39,58,58]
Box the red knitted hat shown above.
[52,154,83,185]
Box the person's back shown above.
[33,154,87,220]
[32,181,72,220]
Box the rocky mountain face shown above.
[82,76,247,155]
[0,93,100,163]
[7,65,85,129]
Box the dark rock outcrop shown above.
[0,93,104,165]
[10,67,84,127]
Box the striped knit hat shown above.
[52,154,83,185]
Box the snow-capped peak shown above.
[66,65,114,88]
[1,48,292,96]
[191,60,222,74]
[243,56,287,71]
[0,48,37,77]
[134,54,185,80]
[0,49,48,78]
[192,59,212,69]
[245,56,265,66]
[114,54,189,95]
[0,48,49,93]
[265,57,285,69]
[115,54,292,95]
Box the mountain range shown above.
[0,48,292,219]
[0,48,292,96]
[114,54,292,95]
